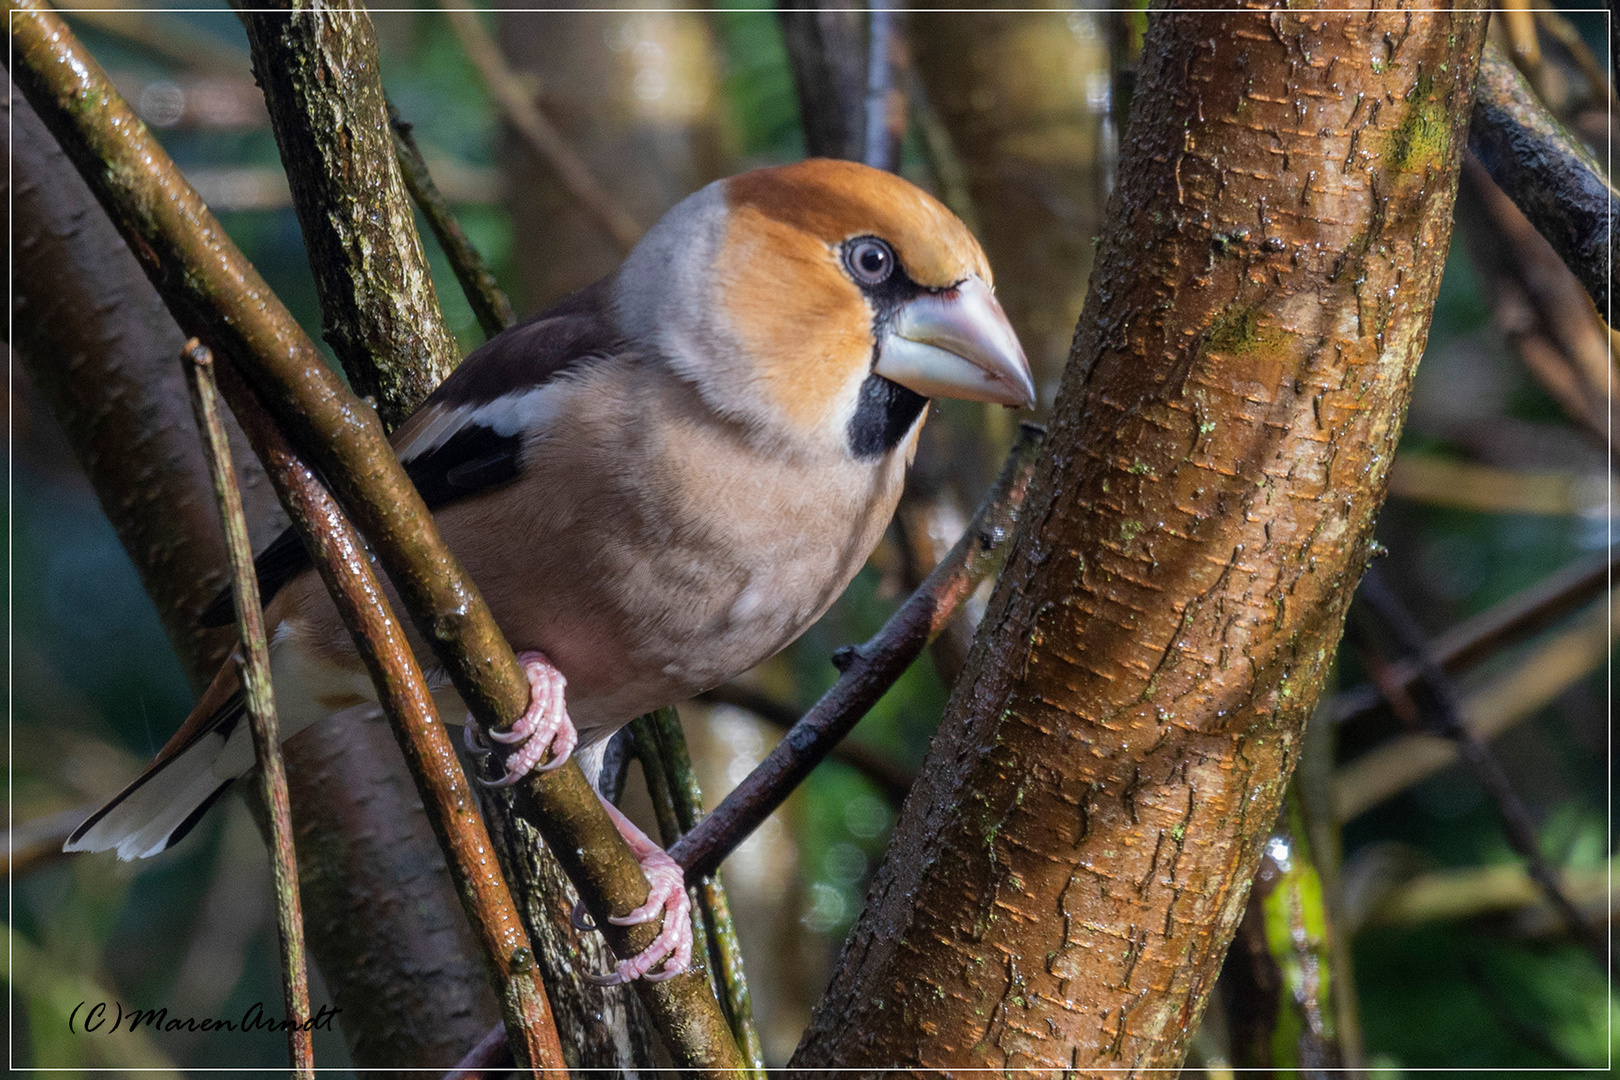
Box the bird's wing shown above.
[200,277,624,627]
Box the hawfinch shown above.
[66,158,1034,982]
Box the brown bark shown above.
[239,3,462,430]
[5,78,503,1073]
[911,5,1112,408]
[793,5,1485,1073]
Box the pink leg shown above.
[471,651,578,788]
[584,797,693,986]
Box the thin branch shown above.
[5,7,741,1068]
[1470,41,1617,314]
[671,423,1045,880]
[697,684,916,802]
[1330,546,1618,726]
[1457,153,1617,462]
[389,101,515,339]
[638,708,767,1077]
[1354,571,1611,968]
[862,5,906,172]
[438,0,642,253]
[182,341,314,1080]
[1334,593,1612,819]
[214,364,567,1076]
[776,3,867,159]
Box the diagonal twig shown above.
[1330,546,1618,726]
[437,0,641,252]
[698,683,916,802]
[389,102,515,339]
[183,341,314,1079]
[1354,570,1611,969]
[671,423,1045,880]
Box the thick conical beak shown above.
[874,275,1035,408]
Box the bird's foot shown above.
[584,797,693,985]
[469,651,577,787]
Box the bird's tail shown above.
[65,662,245,861]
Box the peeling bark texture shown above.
[6,76,502,1075]
[793,5,1484,1073]
[911,5,1112,408]
[240,4,461,429]
[497,3,727,312]
[6,78,279,692]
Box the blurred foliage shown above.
[7,5,1612,1074]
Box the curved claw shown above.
[571,901,597,932]
[462,721,493,757]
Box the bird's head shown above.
[613,158,1033,459]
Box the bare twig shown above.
[6,7,741,1067]
[182,341,314,1080]
[1457,153,1617,461]
[1334,593,1613,819]
[698,684,916,802]
[1360,860,1612,931]
[1353,571,1611,968]
[1331,546,1618,726]
[438,0,641,252]
[777,3,867,159]
[1470,41,1617,313]
[389,101,515,339]
[671,423,1045,879]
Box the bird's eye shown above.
[845,237,896,286]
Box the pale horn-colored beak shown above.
[874,275,1035,408]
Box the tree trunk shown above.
[6,78,502,1075]
[793,4,1484,1073]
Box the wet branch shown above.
[5,2,738,1070]
[1354,571,1611,968]
[183,341,314,1079]
[670,423,1044,880]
